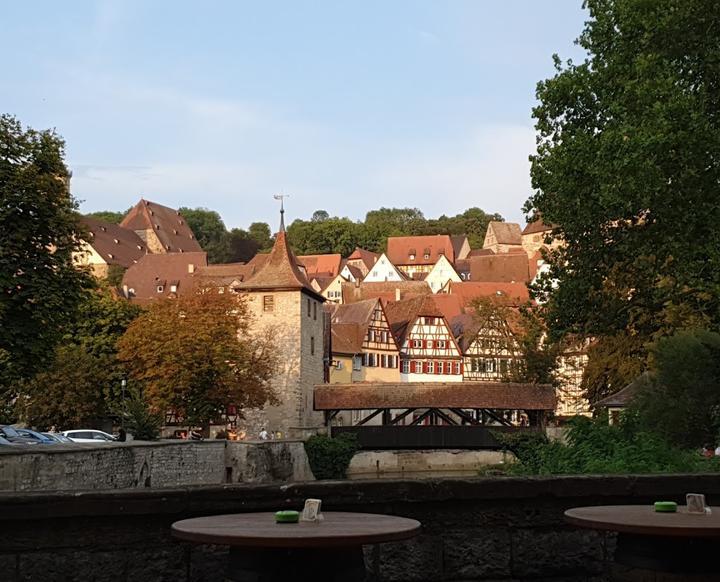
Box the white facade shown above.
[363,253,405,283]
[425,255,462,293]
[398,316,463,383]
[339,264,358,282]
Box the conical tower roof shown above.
[239,231,324,300]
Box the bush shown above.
[304,433,359,479]
[496,415,720,475]
[114,387,163,441]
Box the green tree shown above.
[631,329,720,449]
[226,228,259,263]
[84,210,128,224]
[178,206,230,263]
[248,222,274,251]
[527,0,720,346]
[288,217,362,256]
[19,286,141,428]
[0,114,95,398]
[311,209,330,222]
[581,333,647,404]
[20,346,116,429]
[117,289,277,430]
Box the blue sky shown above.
[2,1,587,229]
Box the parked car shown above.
[0,436,16,446]
[16,429,57,444]
[61,430,117,443]
[0,425,38,444]
[42,432,74,443]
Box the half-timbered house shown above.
[453,310,524,382]
[385,296,463,382]
[328,298,400,384]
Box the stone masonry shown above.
[1,474,719,581]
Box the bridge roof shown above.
[314,382,555,411]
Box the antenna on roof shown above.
[273,193,289,232]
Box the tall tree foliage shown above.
[527,0,720,344]
[178,207,231,263]
[0,114,94,394]
[20,286,141,428]
[631,329,720,449]
[117,289,277,429]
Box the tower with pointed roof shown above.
[236,211,326,438]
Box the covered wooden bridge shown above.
[314,382,556,449]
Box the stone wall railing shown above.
[1,474,719,581]
[0,439,314,492]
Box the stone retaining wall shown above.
[1,474,719,581]
[0,440,314,492]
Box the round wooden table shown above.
[172,511,421,582]
[565,505,720,580]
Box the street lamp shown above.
[121,379,127,430]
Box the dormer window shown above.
[409,254,415,261]
[149,210,154,215]
[155,224,160,229]
[165,245,171,250]
[113,238,119,244]
[100,226,106,232]
[173,229,178,235]
[170,284,178,293]
[137,245,143,250]
[107,253,114,259]
[189,234,194,239]
[156,285,164,293]
[424,253,430,260]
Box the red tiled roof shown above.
[450,235,469,259]
[121,252,207,303]
[120,199,203,253]
[331,323,365,355]
[469,253,531,283]
[193,262,258,287]
[80,217,146,268]
[383,295,443,346]
[486,222,522,245]
[341,281,431,304]
[522,215,555,235]
[328,299,390,355]
[297,254,343,278]
[314,382,556,411]
[443,281,531,307]
[347,247,379,270]
[430,294,465,323]
[467,248,495,258]
[387,235,455,266]
[238,231,324,300]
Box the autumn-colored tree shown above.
[117,289,277,429]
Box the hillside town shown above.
[73,197,588,439]
[5,2,720,579]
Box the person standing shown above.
[258,428,269,440]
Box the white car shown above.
[61,430,117,443]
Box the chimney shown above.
[188,263,195,274]
[395,288,401,301]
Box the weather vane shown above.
[273,193,289,232]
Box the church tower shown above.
[237,214,326,439]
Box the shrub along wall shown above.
[1,474,719,581]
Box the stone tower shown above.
[237,226,326,439]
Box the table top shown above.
[171,512,422,548]
[565,505,720,537]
